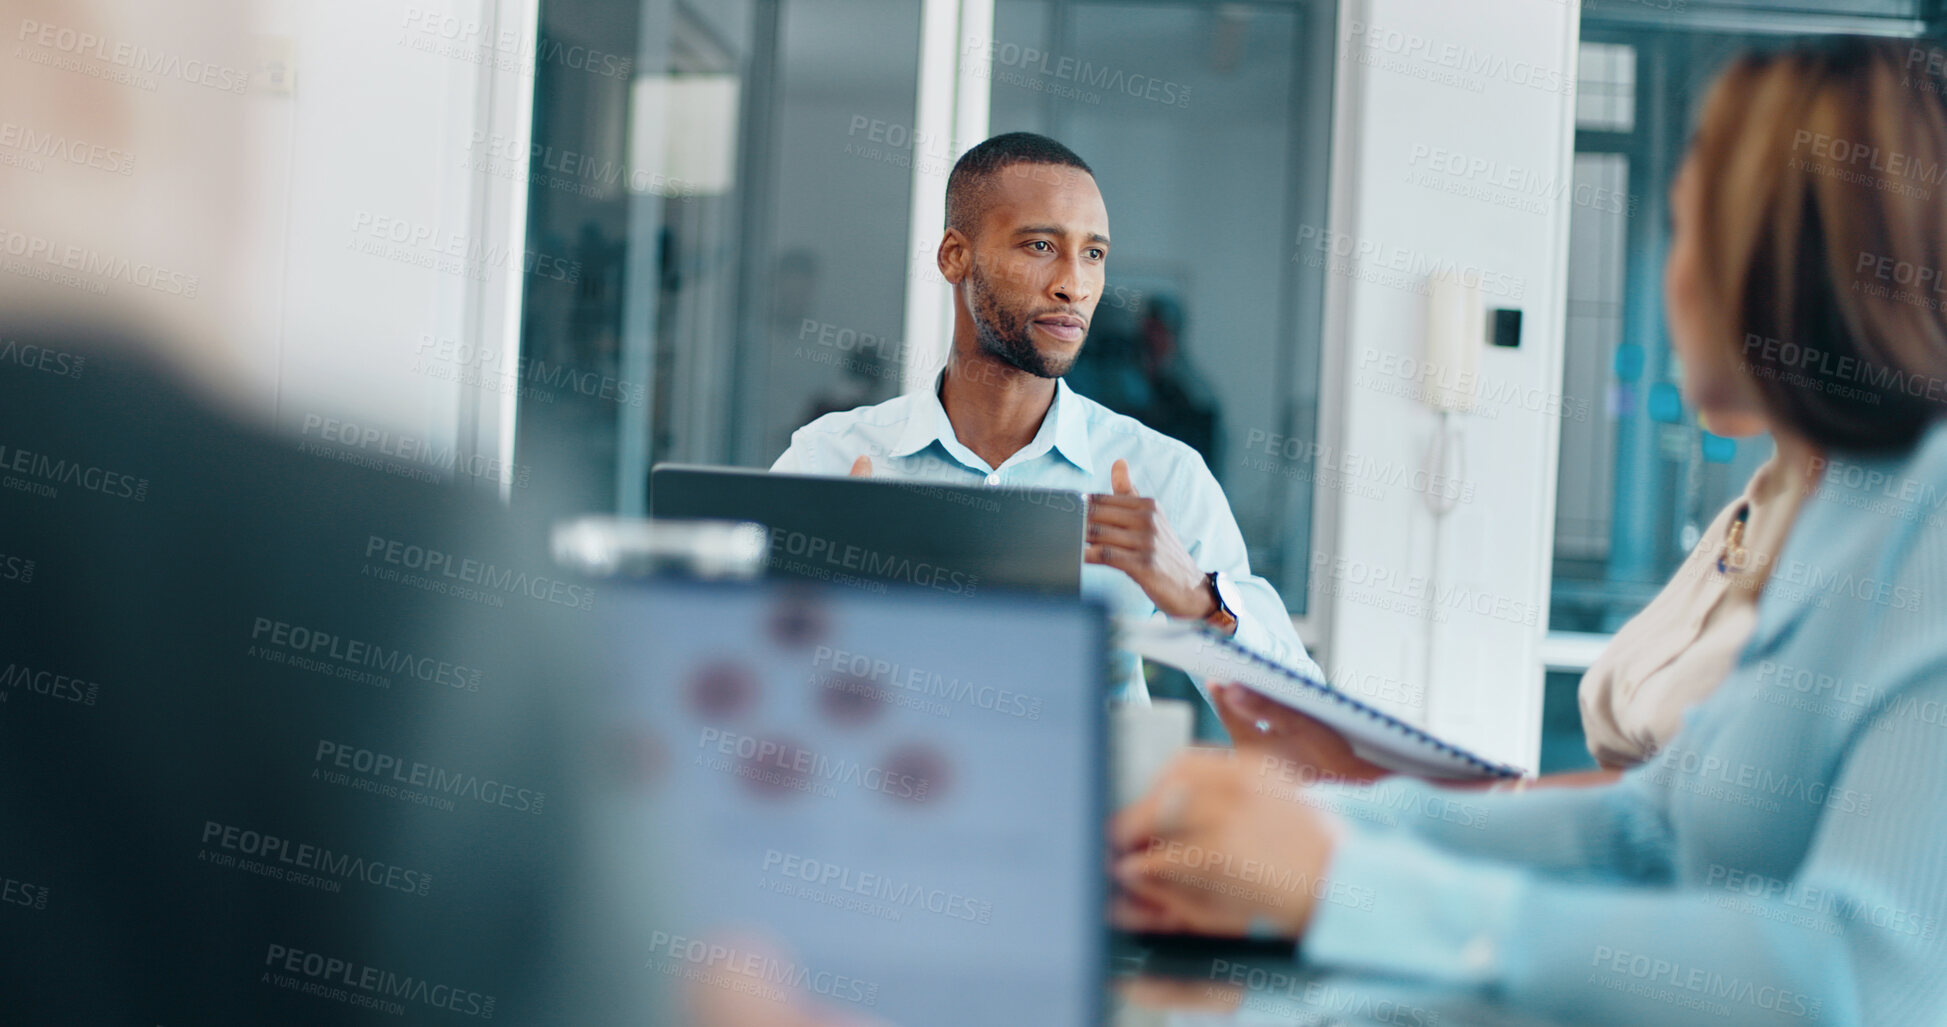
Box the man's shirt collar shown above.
[1049,378,1096,475]
[891,373,1095,476]
[889,375,956,461]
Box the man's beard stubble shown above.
[966,261,1080,379]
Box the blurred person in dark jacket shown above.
[0,2,652,1022]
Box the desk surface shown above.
[1110,938,1572,1027]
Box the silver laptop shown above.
[580,576,1108,1025]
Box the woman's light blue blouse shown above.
[1303,423,1947,1026]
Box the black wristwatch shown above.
[1203,571,1238,634]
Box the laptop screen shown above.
[577,578,1107,1025]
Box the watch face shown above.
[1206,573,1238,631]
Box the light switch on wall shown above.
[1491,307,1522,348]
[253,35,297,95]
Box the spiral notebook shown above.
[1119,619,1522,780]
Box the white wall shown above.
[243,0,534,491]
[1314,0,1581,770]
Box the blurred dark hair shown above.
[1694,35,1947,451]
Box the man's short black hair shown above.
[944,132,1093,236]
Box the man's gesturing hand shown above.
[1087,458,1217,621]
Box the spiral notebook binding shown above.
[1188,623,1520,780]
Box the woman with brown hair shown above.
[1113,37,1947,1025]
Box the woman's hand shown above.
[1210,683,1389,785]
[1110,748,1338,939]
